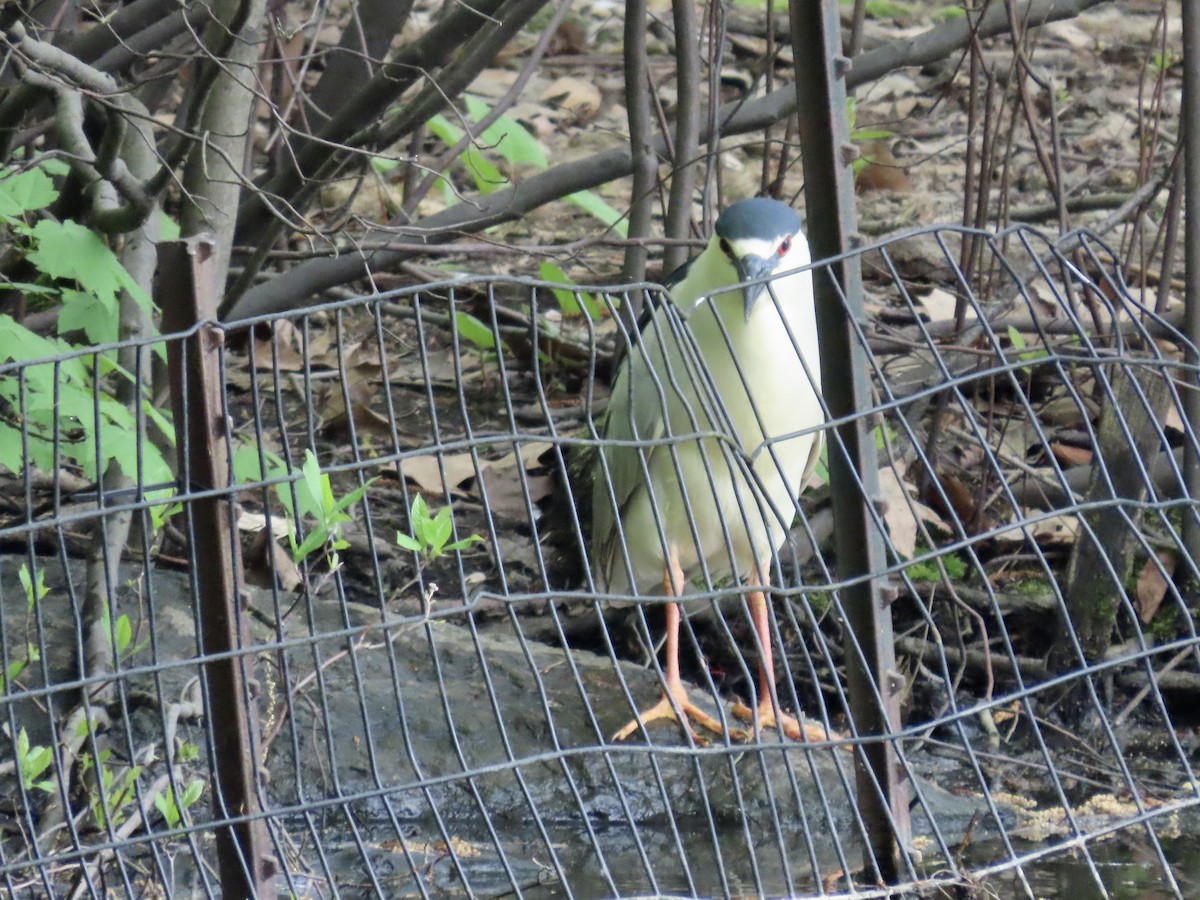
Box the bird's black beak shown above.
[736,255,776,323]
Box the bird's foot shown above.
[612,684,731,743]
[731,700,842,746]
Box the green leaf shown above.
[427,505,454,553]
[371,155,402,174]
[539,262,581,314]
[396,532,423,552]
[18,564,48,609]
[181,780,204,807]
[852,128,895,142]
[26,220,154,316]
[455,311,499,350]
[58,287,119,344]
[566,191,629,237]
[154,791,176,825]
[444,534,484,553]
[0,281,57,295]
[158,212,180,241]
[3,657,29,690]
[409,493,430,543]
[39,159,70,177]
[425,113,507,194]
[426,113,465,146]
[297,450,326,521]
[464,95,547,168]
[539,262,604,320]
[0,167,58,219]
[462,147,506,194]
[331,480,374,515]
[292,526,329,563]
[115,614,132,655]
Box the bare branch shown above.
[226,0,1106,321]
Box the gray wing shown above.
[591,306,669,589]
[590,278,725,590]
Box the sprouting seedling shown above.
[1007,326,1049,373]
[289,450,375,567]
[154,779,205,828]
[15,728,54,793]
[396,494,484,561]
[18,563,48,610]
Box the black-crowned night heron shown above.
[593,197,826,742]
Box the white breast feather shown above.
[595,237,823,596]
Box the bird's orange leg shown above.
[732,566,836,744]
[612,551,730,742]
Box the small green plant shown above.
[98,602,147,663]
[425,95,627,235]
[18,563,48,610]
[82,748,141,829]
[1007,326,1049,371]
[0,648,37,693]
[396,494,484,561]
[15,727,55,793]
[1152,50,1174,74]
[286,450,375,567]
[0,161,176,527]
[154,779,205,828]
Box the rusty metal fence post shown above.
[789,0,912,882]
[161,237,276,898]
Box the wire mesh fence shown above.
[1,224,1198,898]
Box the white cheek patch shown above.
[727,236,782,260]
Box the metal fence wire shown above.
[1,224,1199,898]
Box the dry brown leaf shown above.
[934,470,978,529]
[242,529,302,592]
[238,509,290,540]
[478,466,554,518]
[321,401,394,440]
[484,441,553,472]
[876,465,946,559]
[856,142,910,194]
[1135,550,1176,624]
[541,76,602,119]
[1040,390,1096,427]
[993,513,1078,545]
[400,453,479,496]
[252,320,306,372]
[1049,442,1093,467]
[916,288,964,324]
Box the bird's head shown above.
[712,198,808,323]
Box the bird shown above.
[592,196,826,743]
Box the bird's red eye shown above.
[720,238,732,256]
[778,237,791,256]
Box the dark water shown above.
[536,827,1200,899]
[953,834,1200,900]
